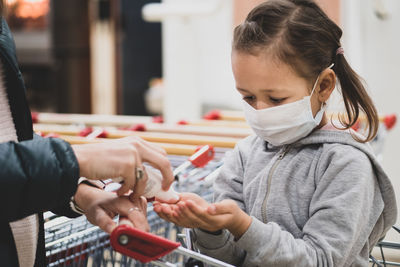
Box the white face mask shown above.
[243,74,328,146]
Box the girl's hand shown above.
[74,183,150,234]
[153,193,252,239]
[153,193,209,227]
[72,136,174,196]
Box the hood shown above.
[293,128,398,236]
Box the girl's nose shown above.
[255,101,270,110]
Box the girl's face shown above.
[231,51,335,118]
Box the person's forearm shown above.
[0,137,79,222]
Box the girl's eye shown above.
[243,96,256,103]
[269,97,286,104]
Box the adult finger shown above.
[121,196,149,232]
[124,205,149,232]
[133,142,174,190]
[138,138,167,156]
[117,146,140,196]
[94,208,117,234]
[139,196,148,216]
[119,216,134,227]
[131,165,148,199]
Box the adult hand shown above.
[153,193,252,238]
[72,136,174,196]
[74,183,150,234]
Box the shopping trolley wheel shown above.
[110,224,180,263]
[185,258,205,267]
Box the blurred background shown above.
[5,0,399,242]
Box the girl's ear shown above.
[317,69,336,102]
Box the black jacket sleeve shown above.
[0,135,80,222]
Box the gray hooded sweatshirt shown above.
[192,129,397,267]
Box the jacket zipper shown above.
[261,146,291,223]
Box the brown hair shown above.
[0,0,3,15]
[233,0,378,143]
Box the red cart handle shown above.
[190,145,215,168]
[173,145,215,180]
[110,224,180,263]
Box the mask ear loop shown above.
[321,63,335,109]
[311,63,335,95]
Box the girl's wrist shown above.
[227,209,252,239]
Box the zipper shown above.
[261,145,291,223]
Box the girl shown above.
[154,0,397,266]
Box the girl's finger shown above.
[176,201,207,228]
[171,205,180,214]
[185,200,218,224]
[153,205,162,213]
[207,200,236,215]
[161,204,177,222]
[161,204,174,216]
[155,209,179,225]
[155,211,170,222]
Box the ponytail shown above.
[334,54,379,142]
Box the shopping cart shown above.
[370,225,400,267]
